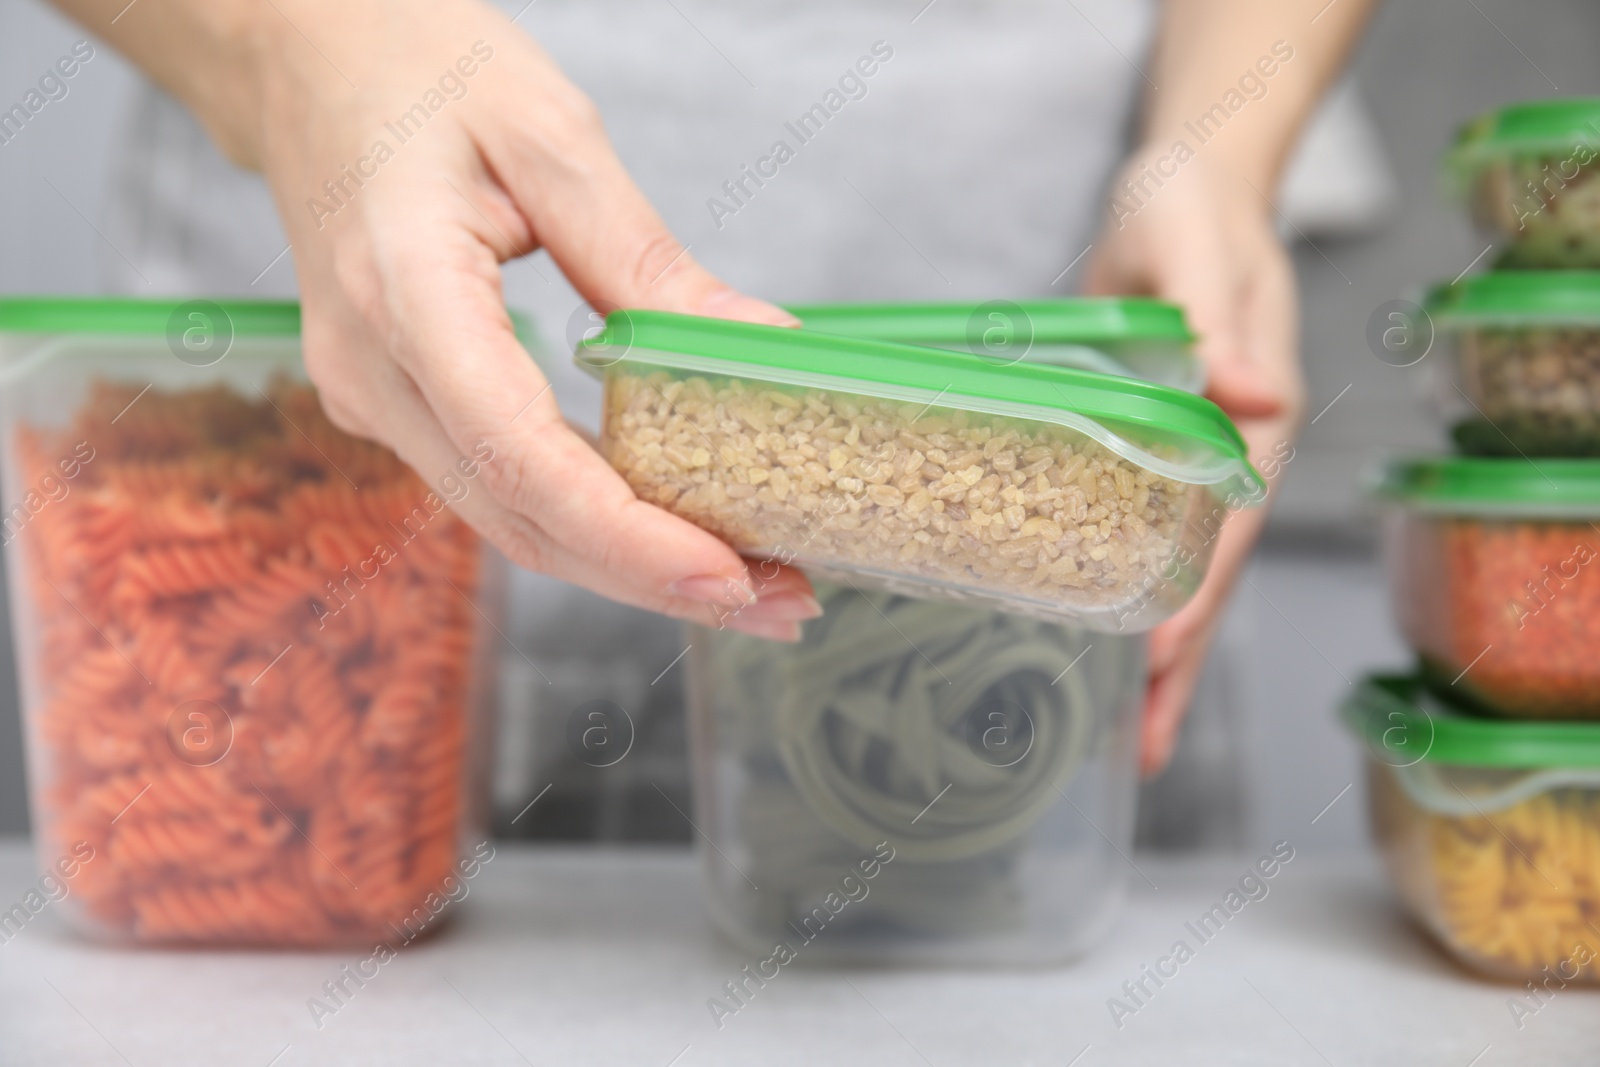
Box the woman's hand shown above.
[1086,150,1305,775]
[1083,0,1377,773]
[55,0,818,638]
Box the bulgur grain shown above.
[603,370,1195,612]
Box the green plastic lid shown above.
[786,299,1195,345]
[0,297,537,347]
[578,309,1262,496]
[0,297,302,336]
[1449,98,1600,166]
[786,299,1204,392]
[1424,271,1600,325]
[1370,455,1600,517]
[1341,674,1600,768]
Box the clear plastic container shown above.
[1447,99,1600,269]
[1343,674,1600,984]
[1424,272,1600,456]
[788,298,1205,392]
[0,298,503,945]
[686,583,1144,965]
[578,310,1263,633]
[1372,456,1600,719]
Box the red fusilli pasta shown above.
[15,379,486,945]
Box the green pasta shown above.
[697,584,1122,938]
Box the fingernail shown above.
[723,616,803,642]
[737,590,822,622]
[670,573,755,608]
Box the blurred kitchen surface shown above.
[0,0,1595,850]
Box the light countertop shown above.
[0,841,1594,1066]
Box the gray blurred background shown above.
[0,0,1594,854]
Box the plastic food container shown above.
[1343,674,1600,984]
[1372,456,1600,719]
[788,298,1204,392]
[1448,99,1600,269]
[686,583,1144,964]
[0,298,501,945]
[578,311,1262,633]
[1424,272,1600,456]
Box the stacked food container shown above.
[579,300,1265,962]
[0,299,503,946]
[1347,100,1600,984]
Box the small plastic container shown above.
[1371,456,1600,719]
[1424,272,1600,456]
[787,298,1205,392]
[686,582,1144,965]
[1447,98,1600,269]
[1342,674,1600,985]
[578,311,1263,633]
[0,298,503,945]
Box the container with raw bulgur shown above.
[578,310,1264,632]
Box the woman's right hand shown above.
[56,0,820,638]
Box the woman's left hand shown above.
[1085,148,1306,775]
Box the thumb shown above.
[1155,241,1283,419]
[1085,217,1280,418]
[1202,328,1285,420]
[491,111,794,327]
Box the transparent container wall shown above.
[1367,757,1600,984]
[1093,340,1205,394]
[0,332,498,946]
[1431,325,1600,457]
[1467,156,1600,269]
[1383,509,1600,719]
[685,584,1144,965]
[919,340,1202,394]
[600,363,1226,633]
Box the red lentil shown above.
[1390,517,1600,718]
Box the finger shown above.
[469,91,795,327]
[1140,632,1212,776]
[312,323,798,625]
[1239,241,1308,427]
[299,319,555,571]
[1145,603,1200,686]
[500,530,818,633]
[1086,193,1284,419]
[1138,481,1273,772]
[493,423,820,626]
[1147,497,1269,677]
[354,208,816,620]
[305,222,751,606]
[536,538,820,632]
[1081,243,1136,300]
[1156,229,1285,419]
